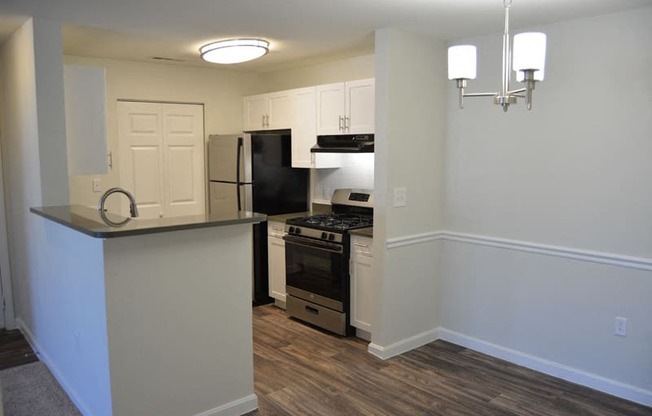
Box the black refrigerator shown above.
[208,130,308,305]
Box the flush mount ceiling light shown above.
[448,0,547,112]
[200,38,269,64]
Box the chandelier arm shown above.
[507,87,527,94]
[463,92,500,97]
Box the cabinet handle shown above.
[262,114,266,127]
[354,242,369,248]
[266,114,270,127]
[345,116,350,131]
[338,115,343,131]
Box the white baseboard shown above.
[437,328,652,408]
[194,394,258,416]
[368,328,440,360]
[16,318,95,416]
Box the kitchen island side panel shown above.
[103,225,256,416]
[28,219,112,416]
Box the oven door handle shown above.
[283,235,344,254]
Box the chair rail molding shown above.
[385,230,652,271]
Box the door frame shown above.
[0,132,16,329]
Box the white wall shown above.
[261,54,374,92]
[0,18,106,412]
[311,154,375,202]
[0,17,68,333]
[64,56,266,208]
[370,28,447,355]
[441,7,652,404]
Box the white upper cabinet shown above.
[316,78,375,135]
[289,87,341,169]
[243,91,291,131]
[346,79,375,134]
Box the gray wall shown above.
[441,7,652,403]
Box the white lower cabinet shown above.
[268,221,286,302]
[350,235,373,334]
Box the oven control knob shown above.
[328,234,335,241]
[288,226,295,234]
[295,227,301,235]
[321,232,327,240]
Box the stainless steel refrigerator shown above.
[208,130,309,305]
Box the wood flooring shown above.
[0,328,38,371]
[250,305,652,416]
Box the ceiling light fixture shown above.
[200,38,269,64]
[448,0,547,112]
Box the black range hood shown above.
[311,134,374,153]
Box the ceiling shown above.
[0,0,650,72]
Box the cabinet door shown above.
[316,83,345,135]
[290,87,317,168]
[243,94,268,131]
[268,235,286,302]
[346,79,375,134]
[267,91,291,130]
[350,253,374,332]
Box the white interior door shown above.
[119,101,205,219]
[119,102,166,219]
[161,104,205,218]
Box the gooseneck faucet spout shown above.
[99,187,139,218]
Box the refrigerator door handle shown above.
[236,137,243,211]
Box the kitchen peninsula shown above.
[29,205,265,416]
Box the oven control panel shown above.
[285,225,343,243]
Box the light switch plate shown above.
[393,187,407,207]
[92,178,102,193]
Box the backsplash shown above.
[311,154,374,203]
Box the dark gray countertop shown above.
[267,211,311,223]
[31,205,267,239]
[349,227,373,238]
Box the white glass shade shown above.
[200,39,269,64]
[512,32,546,78]
[448,45,477,80]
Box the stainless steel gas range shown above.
[283,189,373,336]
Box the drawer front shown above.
[287,295,346,336]
[351,235,373,256]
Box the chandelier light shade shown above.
[447,45,477,80]
[200,38,269,64]
[447,0,547,111]
[513,32,546,81]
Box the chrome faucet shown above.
[98,187,139,218]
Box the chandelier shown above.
[448,0,547,112]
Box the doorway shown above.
[117,101,205,219]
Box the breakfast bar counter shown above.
[30,204,266,238]
[29,206,264,416]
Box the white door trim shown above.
[0,138,16,329]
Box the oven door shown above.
[283,234,346,312]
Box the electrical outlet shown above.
[393,187,407,207]
[614,316,627,337]
[92,178,102,193]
